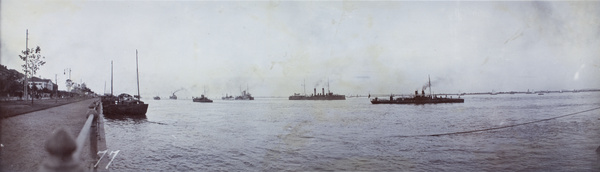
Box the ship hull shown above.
[103,103,148,116]
[371,98,464,104]
[193,99,213,103]
[289,95,346,100]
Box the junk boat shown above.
[102,50,149,116]
[289,80,345,100]
[104,93,149,115]
[370,76,464,104]
[193,95,213,103]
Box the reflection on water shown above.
[102,93,600,171]
[103,114,147,122]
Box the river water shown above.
[102,92,600,171]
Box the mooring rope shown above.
[392,106,600,138]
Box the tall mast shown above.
[327,78,330,94]
[111,61,113,96]
[136,50,141,100]
[303,79,306,95]
[428,75,432,97]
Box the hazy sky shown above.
[1,1,599,98]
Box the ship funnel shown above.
[322,88,325,96]
[314,88,316,96]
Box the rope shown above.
[392,106,600,138]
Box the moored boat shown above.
[102,50,149,116]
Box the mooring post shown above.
[38,128,85,172]
[40,101,100,172]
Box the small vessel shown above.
[192,95,213,103]
[370,76,464,104]
[222,85,255,100]
[289,80,345,100]
[153,96,160,100]
[193,87,213,103]
[169,89,183,100]
[221,94,234,100]
[102,50,149,116]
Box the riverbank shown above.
[0,98,107,171]
[0,97,92,119]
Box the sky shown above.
[1,1,599,98]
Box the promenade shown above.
[0,98,107,171]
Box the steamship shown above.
[289,84,346,101]
[370,76,463,104]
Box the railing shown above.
[39,100,101,172]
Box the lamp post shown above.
[64,68,71,92]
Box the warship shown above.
[370,76,464,104]
[192,95,213,103]
[289,80,345,100]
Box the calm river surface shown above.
[102,92,600,171]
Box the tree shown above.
[19,45,45,103]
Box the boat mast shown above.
[303,79,306,95]
[327,78,330,94]
[111,61,113,96]
[428,75,432,97]
[136,49,141,100]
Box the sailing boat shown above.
[102,50,149,116]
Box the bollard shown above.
[39,128,86,172]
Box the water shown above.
[103,92,600,171]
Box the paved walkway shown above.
[1,98,102,171]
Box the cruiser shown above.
[289,80,345,100]
[370,76,464,104]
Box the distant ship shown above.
[153,96,160,100]
[236,90,254,100]
[194,87,213,103]
[193,95,213,103]
[289,80,345,100]
[370,76,464,104]
[169,91,179,100]
[222,85,254,100]
[221,94,234,100]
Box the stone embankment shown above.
[1,98,108,171]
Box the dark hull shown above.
[103,103,148,116]
[371,98,464,104]
[289,95,346,100]
[235,97,254,100]
[193,99,213,103]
